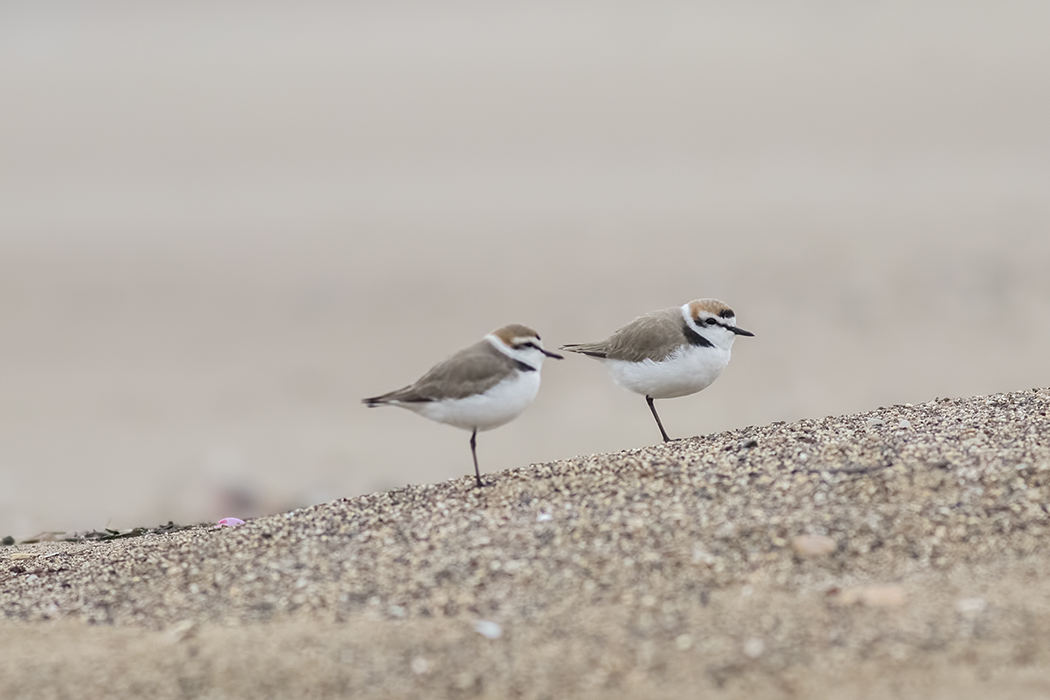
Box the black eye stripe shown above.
[696,315,735,327]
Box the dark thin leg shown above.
[470,428,485,487]
[646,395,671,443]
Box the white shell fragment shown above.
[473,620,502,639]
[743,638,765,658]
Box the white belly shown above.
[408,370,541,431]
[604,345,730,399]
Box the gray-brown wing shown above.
[563,307,685,363]
[364,340,518,404]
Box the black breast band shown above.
[682,324,714,348]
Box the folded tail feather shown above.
[560,343,608,359]
[363,386,434,407]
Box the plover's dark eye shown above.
[705,318,717,325]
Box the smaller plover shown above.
[364,324,563,487]
[561,299,753,442]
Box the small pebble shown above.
[216,518,245,527]
[834,585,907,608]
[956,598,987,617]
[792,534,836,557]
[164,619,198,644]
[455,672,477,690]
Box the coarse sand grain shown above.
[3,388,1050,699]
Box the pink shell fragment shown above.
[216,517,245,527]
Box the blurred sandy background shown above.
[1,1,1048,539]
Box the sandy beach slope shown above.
[3,388,1050,698]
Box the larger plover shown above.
[561,299,753,442]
